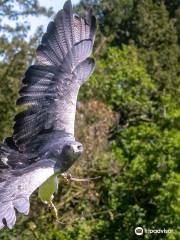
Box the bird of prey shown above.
[0,0,96,230]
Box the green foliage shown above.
[0,0,180,239]
[108,124,180,239]
[78,44,180,239]
[81,46,156,126]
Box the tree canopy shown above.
[0,0,179,239]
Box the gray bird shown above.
[0,0,96,230]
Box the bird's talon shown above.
[60,173,72,183]
[60,173,101,183]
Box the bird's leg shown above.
[60,173,101,183]
[49,196,58,219]
[48,195,64,224]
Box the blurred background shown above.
[0,0,179,239]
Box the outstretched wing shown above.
[13,0,96,151]
[0,159,55,230]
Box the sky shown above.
[27,0,80,37]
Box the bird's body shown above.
[0,0,96,229]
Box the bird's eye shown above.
[77,145,83,151]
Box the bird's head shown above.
[62,142,83,159]
[55,141,83,172]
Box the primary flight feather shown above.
[0,0,96,230]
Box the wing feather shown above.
[0,159,55,230]
[13,0,96,151]
[75,58,95,84]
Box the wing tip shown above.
[0,204,17,230]
[63,0,73,12]
[0,190,30,231]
